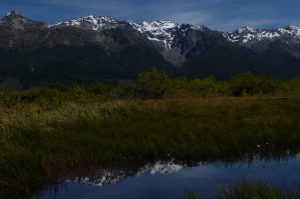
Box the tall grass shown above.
[183,181,300,199]
[0,98,300,197]
[218,181,285,199]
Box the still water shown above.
[37,155,300,199]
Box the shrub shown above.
[230,72,280,96]
[118,69,172,99]
[189,77,230,96]
[279,78,300,93]
[135,68,171,99]
[88,83,113,96]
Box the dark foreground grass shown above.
[183,181,300,199]
[0,98,300,197]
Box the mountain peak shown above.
[181,23,208,31]
[237,26,257,33]
[6,10,19,16]
[50,15,119,30]
[1,10,44,30]
[129,20,178,49]
[3,10,24,20]
[284,25,300,31]
[142,20,178,30]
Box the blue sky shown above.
[0,0,299,31]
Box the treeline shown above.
[116,69,300,98]
[0,69,300,107]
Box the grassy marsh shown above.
[1,71,300,197]
[1,98,300,197]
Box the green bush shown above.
[279,78,300,93]
[88,83,113,96]
[118,69,172,99]
[189,77,230,96]
[135,69,171,99]
[230,72,280,96]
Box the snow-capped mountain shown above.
[50,15,121,31]
[224,26,300,43]
[51,16,207,51]
[49,14,300,54]
[3,10,300,54]
[128,20,210,64]
[48,15,213,65]
[1,10,300,84]
[223,25,300,51]
[128,20,179,49]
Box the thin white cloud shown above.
[3,0,300,31]
[163,11,213,25]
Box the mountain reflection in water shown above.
[36,155,300,199]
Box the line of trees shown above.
[0,69,300,107]
[118,69,300,99]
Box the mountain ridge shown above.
[1,10,300,87]
[4,11,300,50]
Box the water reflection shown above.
[36,155,300,199]
[63,160,184,187]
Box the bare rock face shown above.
[3,10,44,29]
[128,20,223,65]
[0,11,49,49]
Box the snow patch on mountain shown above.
[49,15,207,50]
[43,12,300,51]
[5,10,19,17]
[129,20,179,49]
[50,15,119,30]
[278,25,300,39]
[238,26,256,33]
[224,25,300,44]
[129,20,206,49]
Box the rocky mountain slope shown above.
[223,26,300,56]
[1,10,300,87]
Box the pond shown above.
[36,155,300,199]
